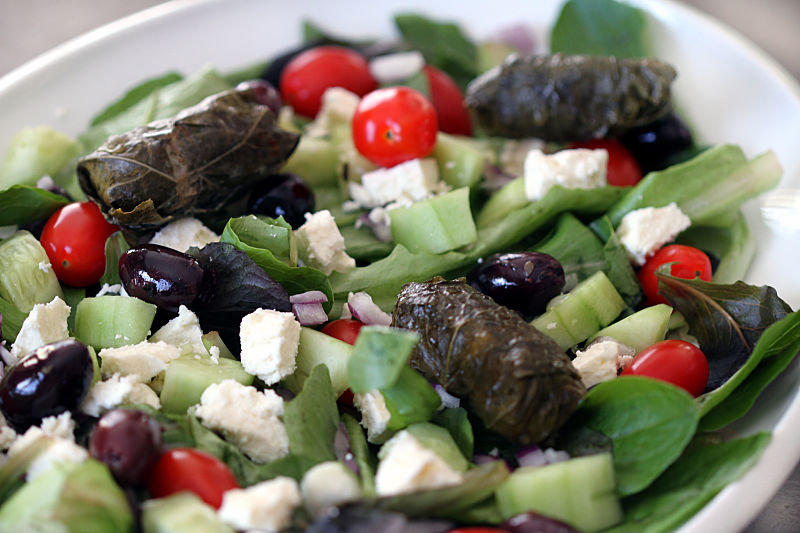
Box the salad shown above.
[0,0,798,532]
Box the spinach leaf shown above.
[551,0,649,58]
[563,376,699,496]
[99,231,130,286]
[283,364,340,465]
[0,185,69,225]
[342,413,377,497]
[89,72,183,126]
[699,310,800,430]
[657,273,791,390]
[433,407,474,460]
[607,433,770,532]
[381,367,442,432]
[347,326,420,393]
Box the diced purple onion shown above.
[434,384,460,409]
[347,292,392,326]
[496,24,539,55]
[482,162,516,191]
[292,302,328,326]
[334,422,361,477]
[355,212,393,242]
[515,445,570,468]
[289,290,328,305]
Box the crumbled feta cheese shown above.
[26,439,89,480]
[374,430,462,496]
[149,305,206,356]
[523,148,608,201]
[617,202,692,265]
[300,461,362,516]
[306,87,361,137]
[239,308,300,385]
[209,345,221,364]
[349,158,446,209]
[95,283,123,297]
[194,380,289,463]
[148,217,219,252]
[39,412,76,440]
[353,390,392,444]
[369,51,425,83]
[8,413,87,480]
[10,296,70,358]
[98,341,181,383]
[294,210,355,275]
[217,476,301,531]
[37,260,52,273]
[81,373,161,417]
[572,338,636,389]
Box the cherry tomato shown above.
[422,65,472,136]
[40,201,120,287]
[569,138,642,187]
[321,319,364,407]
[622,339,709,397]
[445,528,509,533]
[352,86,438,167]
[280,45,376,118]
[148,448,239,508]
[638,244,712,306]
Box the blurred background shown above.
[0,1,798,532]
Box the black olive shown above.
[619,112,694,174]
[0,340,93,432]
[247,173,315,229]
[119,244,212,312]
[467,252,565,318]
[89,409,162,487]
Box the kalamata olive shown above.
[248,173,315,229]
[619,112,694,174]
[235,79,282,114]
[0,340,93,432]
[90,409,162,487]
[119,244,212,312]
[467,251,565,318]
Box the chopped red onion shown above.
[515,445,570,468]
[289,290,328,305]
[434,384,460,409]
[496,24,539,55]
[482,162,517,191]
[347,292,392,326]
[355,210,393,242]
[292,301,328,326]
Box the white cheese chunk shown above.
[353,390,392,444]
[573,338,636,389]
[26,438,89,480]
[306,87,361,137]
[239,308,300,385]
[80,373,161,417]
[98,341,181,383]
[523,148,608,201]
[369,51,425,83]
[374,430,462,496]
[10,296,70,358]
[218,476,301,532]
[148,217,219,252]
[349,158,445,209]
[149,305,206,356]
[194,379,289,463]
[300,461,362,516]
[617,202,692,265]
[294,210,355,275]
[8,413,86,480]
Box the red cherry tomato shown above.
[148,448,239,509]
[321,319,364,407]
[352,86,438,167]
[569,138,642,187]
[445,528,509,533]
[422,65,472,136]
[40,201,120,287]
[622,339,709,397]
[638,244,712,306]
[280,45,376,118]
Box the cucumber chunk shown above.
[389,187,477,254]
[283,327,353,397]
[0,126,80,189]
[74,296,156,350]
[282,136,339,188]
[141,492,233,533]
[433,132,487,189]
[589,303,673,352]
[201,331,235,360]
[495,453,623,533]
[159,354,253,414]
[531,271,626,350]
[0,230,63,313]
[475,177,527,228]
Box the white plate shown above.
[1,0,799,531]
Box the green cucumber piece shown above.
[141,492,233,533]
[495,453,622,532]
[159,354,253,414]
[475,176,527,228]
[433,132,487,189]
[532,271,626,350]
[283,327,353,398]
[588,303,673,352]
[389,187,477,254]
[201,331,235,360]
[0,230,63,313]
[281,136,339,188]
[0,126,80,189]
[403,422,469,472]
[74,296,156,350]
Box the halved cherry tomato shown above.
[569,138,642,187]
[422,65,472,136]
[280,45,376,118]
[148,448,239,509]
[638,244,712,306]
[40,201,120,287]
[622,339,709,397]
[321,318,364,407]
[352,86,438,167]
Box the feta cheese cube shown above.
[617,202,692,265]
[98,341,181,383]
[10,296,70,358]
[149,305,206,356]
[239,308,300,385]
[294,210,355,275]
[353,390,392,444]
[81,373,161,417]
[349,158,445,209]
[300,461,362,516]
[572,338,636,389]
[306,87,361,137]
[523,148,608,201]
[148,217,219,252]
[194,379,289,463]
[8,413,86,480]
[39,412,76,440]
[217,476,300,532]
[374,430,462,496]
[369,51,425,83]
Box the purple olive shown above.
[90,409,162,487]
[467,251,565,318]
[619,112,694,174]
[119,244,212,312]
[248,173,315,229]
[0,340,93,432]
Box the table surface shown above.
[2,1,800,532]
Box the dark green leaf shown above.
[347,326,420,393]
[0,185,69,225]
[284,364,339,465]
[551,0,649,58]
[432,407,474,460]
[99,231,130,286]
[89,72,183,126]
[382,367,442,432]
[342,413,377,497]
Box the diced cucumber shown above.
[495,453,623,533]
[589,304,673,352]
[283,327,353,398]
[201,331,235,360]
[531,271,626,350]
[0,230,63,313]
[159,354,253,414]
[0,126,80,189]
[281,136,339,188]
[74,296,156,350]
[475,176,527,228]
[389,187,477,254]
[329,122,377,186]
[141,492,233,533]
[403,422,469,472]
[433,132,487,189]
